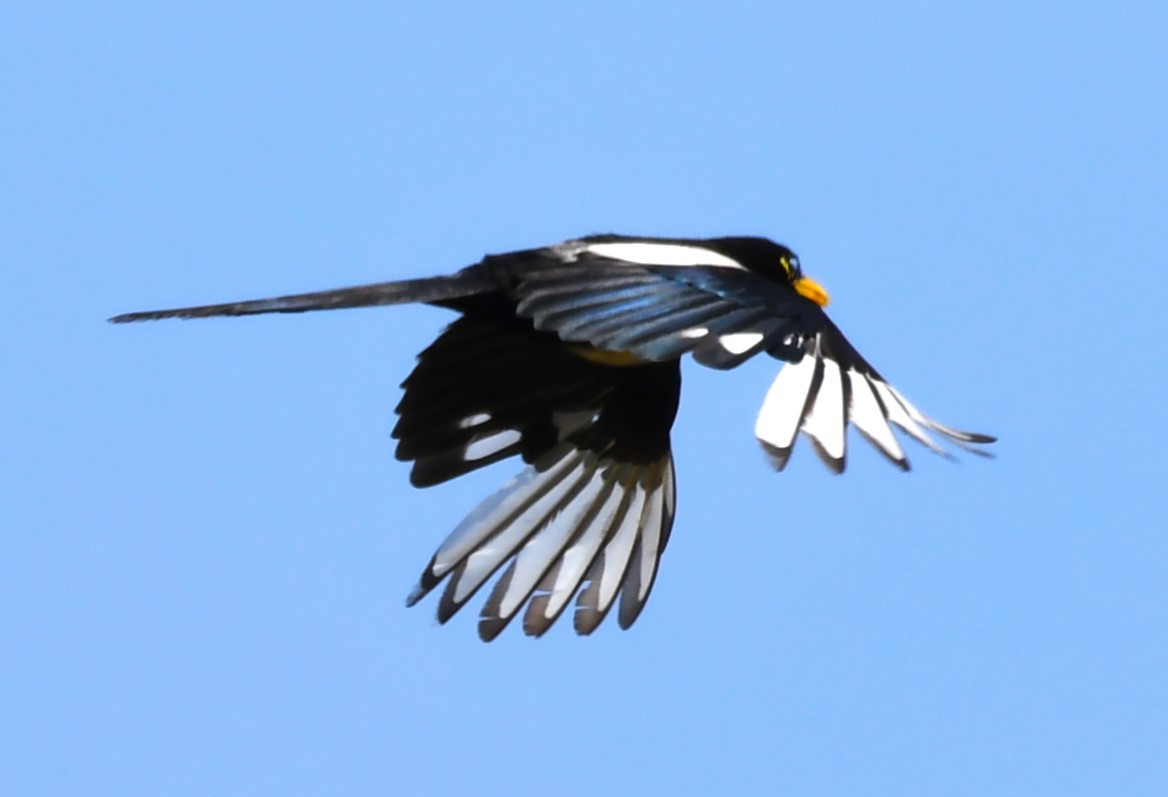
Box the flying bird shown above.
[111,235,994,640]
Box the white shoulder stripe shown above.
[582,241,745,270]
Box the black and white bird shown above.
[111,235,995,640]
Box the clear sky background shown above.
[5,2,1167,795]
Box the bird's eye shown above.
[780,254,802,280]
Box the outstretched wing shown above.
[754,317,996,473]
[493,238,996,473]
[396,305,683,639]
[407,444,676,641]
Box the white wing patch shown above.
[458,412,492,429]
[582,241,745,270]
[462,428,523,462]
[755,334,991,472]
[718,331,765,355]
[407,443,676,640]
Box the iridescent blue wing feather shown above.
[511,254,817,365]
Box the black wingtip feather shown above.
[405,562,441,608]
[760,441,794,472]
[808,437,846,475]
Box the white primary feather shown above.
[535,474,628,622]
[629,461,673,605]
[754,331,983,471]
[493,461,609,618]
[872,381,946,454]
[590,480,647,612]
[754,352,817,453]
[412,441,676,637]
[427,448,577,581]
[847,369,906,465]
[450,452,591,604]
[801,357,846,465]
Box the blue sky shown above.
[5,2,1167,794]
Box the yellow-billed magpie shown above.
[112,235,994,640]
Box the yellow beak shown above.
[795,276,830,307]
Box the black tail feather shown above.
[109,270,494,323]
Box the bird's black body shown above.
[393,293,681,485]
[112,235,994,640]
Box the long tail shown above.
[109,270,494,323]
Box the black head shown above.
[701,237,829,306]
